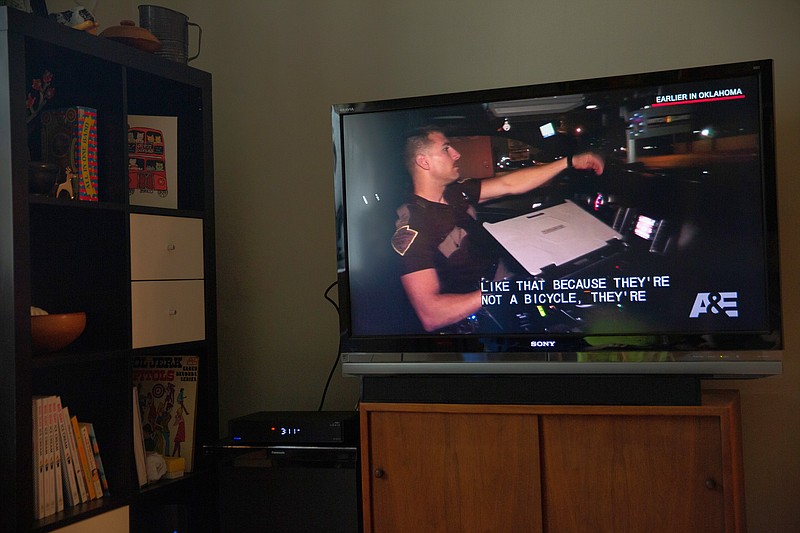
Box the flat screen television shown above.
[332,59,782,380]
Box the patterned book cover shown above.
[41,106,98,201]
[133,355,199,472]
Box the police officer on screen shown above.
[392,126,604,332]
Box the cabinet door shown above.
[131,280,205,347]
[540,414,726,533]
[363,409,542,533]
[130,214,204,280]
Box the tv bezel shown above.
[332,59,783,378]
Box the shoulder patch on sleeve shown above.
[392,225,418,256]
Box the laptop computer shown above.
[483,200,623,276]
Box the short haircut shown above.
[403,125,444,173]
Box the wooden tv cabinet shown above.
[359,390,745,533]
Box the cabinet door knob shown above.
[167,243,176,251]
[705,478,717,490]
[374,468,385,478]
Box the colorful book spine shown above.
[53,397,81,508]
[32,397,45,519]
[70,415,96,500]
[62,406,89,504]
[53,403,63,510]
[50,398,64,513]
[79,423,103,499]
[85,423,110,497]
[42,396,55,517]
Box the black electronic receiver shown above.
[227,410,358,445]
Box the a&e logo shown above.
[689,291,739,318]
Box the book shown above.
[127,115,178,209]
[50,398,64,513]
[53,397,81,508]
[61,405,89,504]
[40,396,56,517]
[70,415,96,500]
[84,422,110,497]
[132,386,148,487]
[78,423,103,499]
[133,355,199,472]
[42,396,56,516]
[32,396,45,519]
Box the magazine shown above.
[133,355,199,472]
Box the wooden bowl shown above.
[100,20,162,53]
[31,312,87,353]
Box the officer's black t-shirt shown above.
[391,179,498,294]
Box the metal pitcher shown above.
[138,5,202,64]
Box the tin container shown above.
[138,5,201,63]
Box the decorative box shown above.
[40,106,99,201]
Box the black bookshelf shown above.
[1,8,217,531]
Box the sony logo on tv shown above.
[530,340,557,348]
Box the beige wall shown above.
[75,1,800,530]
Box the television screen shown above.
[332,60,782,376]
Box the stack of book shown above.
[32,395,110,520]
